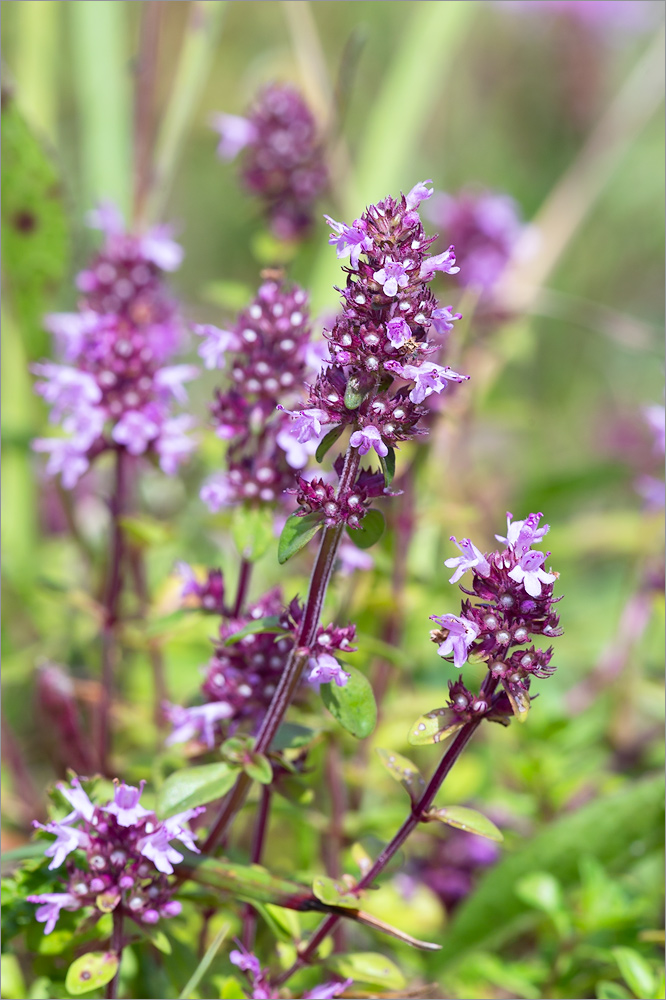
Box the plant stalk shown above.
[232,558,252,618]
[278,675,498,985]
[105,907,124,999]
[201,446,360,855]
[241,785,272,950]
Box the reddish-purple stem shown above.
[233,558,252,618]
[241,785,272,950]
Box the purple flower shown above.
[56,776,95,822]
[86,201,124,236]
[337,543,374,576]
[26,893,80,935]
[138,224,184,272]
[278,406,329,443]
[495,511,549,555]
[155,415,197,475]
[230,947,263,978]
[193,324,240,370]
[163,701,234,749]
[31,363,102,422]
[154,364,199,404]
[211,113,258,160]
[111,409,160,454]
[419,245,460,281]
[636,474,666,510]
[508,550,556,598]
[384,359,469,404]
[431,306,462,336]
[43,310,100,361]
[103,781,153,827]
[349,424,389,458]
[200,473,236,512]
[373,257,412,297]
[307,652,350,688]
[430,613,480,668]
[304,981,353,1000]
[137,826,186,875]
[33,820,90,869]
[405,178,433,210]
[387,317,412,347]
[32,438,90,489]
[445,536,491,584]
[644,404,665,454]
[325,215,373,267]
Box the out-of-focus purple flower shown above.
[644,404,665,455]
[26,893,80,935]
[337,543,374,576]
[111,409,160,454]
[445,536,491,584]
[154,364,199,404]
[276,427,320,470]
[430,614,480,668]
[307,652,350,688]
[211,113,258,160]
[33,820,90,870]
[325,214,373,267]
[139,225,184,272]
[200,473,236,512]
[636,475,666,510]
[373,257,412,297]
[508,550,557,598]
[193,324,240,370]
[213,85,328,239]
[56,776,95,822]
[32,438,91,490]
[501,0,658,32]
[155,415,197,475]
[163,701,234,749]
[349,424,388,458]
[304,980,354,999]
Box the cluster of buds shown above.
[212,83,328,240]
[175,562,226,614]
[430,512,561,721]
[424,187,534,304]
[28,778,200,934]
[230,943,351,999]
[287,462,385,528]
[32,204,197,488]
[198,278,325,511]
[279,180,468,530]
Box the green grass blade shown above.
[178,922,230,1000]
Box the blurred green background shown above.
[1,3,664,999]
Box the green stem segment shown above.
[202,446,361,855]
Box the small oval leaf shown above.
[231,506,275,562]
[326,951,406,990]
[376,749,425,804]
[344,373,373,409]
[278,513,324,564]
[316,424,345,463]
[380,447,396,487]
[157,762,239,818]
[312,875,360,909]
[346,508,385,550]
[427,805,504,842]
[408,707,464,746]
[321,667,377,739]
[224,616,289,645]
[505,682,531,722]
[65,952,119,995]
[244,752,273,785]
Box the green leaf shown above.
[133,922,172,955]
[269,723,316,752]
[259,903,300,942]
[224,616,288,645]
[436,775,665,968]
[380,447,396,487]
[178,922,230,999]
[346,508,385,550]
[408,707,465,746]
[231,505,275,562]
[515,872,563,914]
[613,947,656,1000]
[344,373,374,409]
[316,424,345,463]
[219,977,245,1000]
[321,667,377,739]
[376,749,425,804]
[157,762,239,818]
[326,951,406,990]
[244,752,273,785]
[189,859,316,910]
[65,951,119,995]
[278,512,324,564]
[119,516,170,549]
[596,982,633,1000]
[427,806,504,843]
[312,876,360,910]
[1,96,69,354]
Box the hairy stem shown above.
[106,907,124,999]
[232,558,252,618]
[278,675,498,985]
[241,785,272,951]
[202,446,360,855]
[98,448,128,775]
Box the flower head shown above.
[445,536,491,584]
[430,614,480,668]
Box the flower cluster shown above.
[230,943,351,999]
[32,204,197,487]
[175,562,226,614]
[212,83,328,239]
[280,180,468,528]
[288,462,386,528]
[199,278,324,511]
[413,822,500,911]
[430,512,561,720]
[424,187,533,301]
[28,778,200,934]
